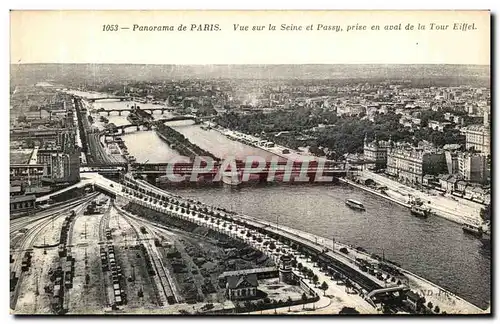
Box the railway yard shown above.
[10,190,315,315]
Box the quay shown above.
[341,170,483,225]
[339,178,411,209]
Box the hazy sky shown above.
[10,10,490,65]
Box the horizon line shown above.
[9,63,491,66]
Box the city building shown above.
[226,274,258,300]
[458,153,487,184]
[10,185,22,196]
[278,254,294,284]
[444,113,464,125]
[484,110,491,127]
[422,174,439,188]
[456,180,468,193]
[43,150,81,184]
[464,124,490,156]
[404,290,422,312]
[439,174,458,192]
[428,120,453,132]
[10,195,36,213]
[444,151,459,175]
[386,145,446,184]
[363,135,391,170]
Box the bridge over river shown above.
[96,107,176,116]
[82,160,348,182]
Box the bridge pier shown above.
[121,128,125,135]
[258,173,268,184]
[107,111,110,116]
[136,125,140,131]
[118,111,122,116]
[160,110,164,115]
[146,174,157,183]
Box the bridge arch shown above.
[96,109,131,116]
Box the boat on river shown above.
[410,205,431,218]
[462,222,483,237]
[345,199,365,211]
[480,229,491,247]
[462,221,491,247]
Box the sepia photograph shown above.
[8,9,491,316]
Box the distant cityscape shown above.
[10,65,491,211]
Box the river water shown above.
[74,93,491,309]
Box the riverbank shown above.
[154,122,218,161]
[209,123,314,162]
[339,178,411,209]
[341,176,474,225]
[356,170,483,225]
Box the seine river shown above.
[78,95,490,309]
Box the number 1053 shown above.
[103,24,119,31]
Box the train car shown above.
[115,295,123,306]
[53,284,62,299]
[10,272,18,292]
[58,244,67,257]
[64,276,72,289]
[65,264,73,276]
[105,229,112,240]
[21,252,32,271]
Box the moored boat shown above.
[462,222,482,237]
[479,222,491,247]
[480,230,491,247]
[410,205,431,218]
[345,199,365,211]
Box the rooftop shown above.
[10,195,36,204]
[226,273,258,290]
[218,267,276,279]
[466,124,485,132]
[10,186,22,194]
[406,290,421,302]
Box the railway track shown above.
[96,200,113,309]
[61,195,103,314]
[115,207,177,306]
[10,193,99,235]
[98,202,113,242]
[10,195,98,311]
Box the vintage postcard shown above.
[9,10,491,315]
